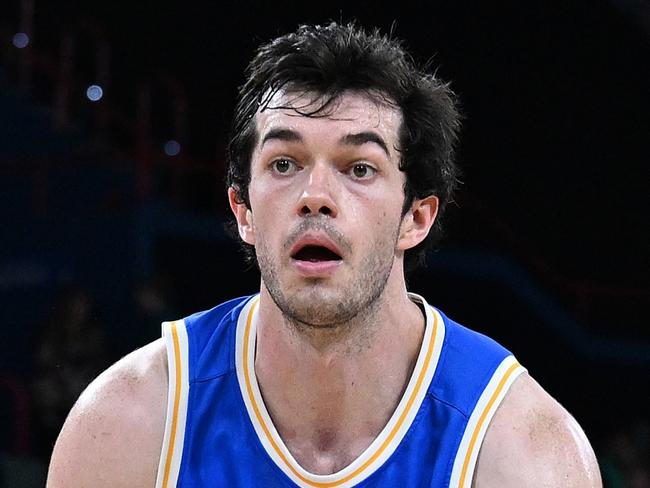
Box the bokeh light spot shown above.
[164,140,181,156]
[86,85,104,102]
[12,32,30,49]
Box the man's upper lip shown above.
[290,233,343,259]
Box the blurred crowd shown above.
[600,418,650,488]
[0,277,177,486]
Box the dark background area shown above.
[0,0,648,486]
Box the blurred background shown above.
[0,0,648,486]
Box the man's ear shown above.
[228,187,255,245]
[397,195,439,251]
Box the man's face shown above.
[231,91,422,327]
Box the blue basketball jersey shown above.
[155,294,526,487]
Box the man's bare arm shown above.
[474,373,602,487]
[47,340,168,488]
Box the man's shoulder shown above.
[47,340,168,487]
[474,373,602,487]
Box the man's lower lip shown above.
[291,259,342,275]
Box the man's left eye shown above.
[349,163,376,179]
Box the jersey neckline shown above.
[234,293,446,488]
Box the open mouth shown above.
[291,245,342,262]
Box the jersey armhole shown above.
[155,320,190,488]
[448,355,527,488]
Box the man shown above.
[47,23,602,487]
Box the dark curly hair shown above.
[227,22,461,272]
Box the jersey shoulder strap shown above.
[155,295,254,488]
[431,310,526,488]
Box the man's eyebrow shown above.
[339,131,390,158]
[261,128,303,146]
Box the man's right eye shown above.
[271,159,297,174]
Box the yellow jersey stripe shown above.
[161,321,183,488]
[457,361,521,487]
[242,298,439,487]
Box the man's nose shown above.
[296,163,339,218]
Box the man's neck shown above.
[253,275,426,475]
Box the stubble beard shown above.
[255,223,400,331]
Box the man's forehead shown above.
[255,89,403,140]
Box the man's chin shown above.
[278,293,358,328]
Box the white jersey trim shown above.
[448,355,527,488]
[155,320,190,488]
[235,293,445,488]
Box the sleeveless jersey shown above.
[155,294,526,487]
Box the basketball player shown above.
[47,23,602,487]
